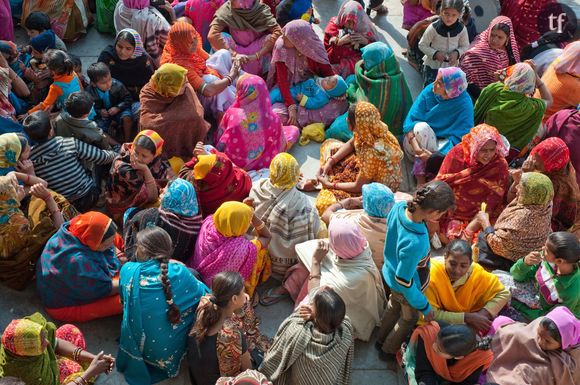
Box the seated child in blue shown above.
[270,74,347,110]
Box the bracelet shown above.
[255,51,260,60]
[333,182,338,189]
[200,82,208,94]
[308,274,321,280]
[254,222,265,231]
[73,347,83,361]
[225,75,233,86]
[74,376,89,385]
[327,156,335,165]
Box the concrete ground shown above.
[4,0,423,383]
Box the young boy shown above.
[23,111,117,213]
[24,11,67,51]
[53,91,114,150]
[86,62,134,143]
[69,54,90,89]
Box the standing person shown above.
[375,180,456,364]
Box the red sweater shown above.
[275,60,335,106]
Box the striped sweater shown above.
[29,136,117,200]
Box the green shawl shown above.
[347,51,413,137]
[211,0,279,33]
[0,313,59,385]
[474,82,546,150]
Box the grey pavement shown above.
[4,0,423,383]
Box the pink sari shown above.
[183,0,226,52]
[215,74,298,171]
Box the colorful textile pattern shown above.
[1,318,43,356]
[68,211,112,252]
[212,0,278,33]
[504,63,536,96]
[150,63,188,98]
[519,172,554,206]
[328,216,367,259]
[183,0,226,52]
[460,124,509,166]
[553,41,580,77]
[531,137,570,173]
[545,306,580,350]
[0,133,21,171]
[460,16,520,89]
[269,153,299,190]
[161,178,199,217]
[0,175,22,225]
[437,67,468,99]
[216,74,288,171]
[336,1,377,40]
[362,182,395,218]
[217,369,273,385]
[118,28,145,58]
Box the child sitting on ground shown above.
[23,111,117,212]
[69,54,90,89]
[53,91,115,150]
[86,62,134,143]
[24,11,67,51]
[270,74,348,110]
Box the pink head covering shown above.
[328,217,367,259]
[122,0,150,9]
[436,67,468,99]
[545,306,580,350]
[279,19,330,65]
[553,41,580,77]
[231,0,255,9]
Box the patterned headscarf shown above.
[0,133,22,169]
[116,28,145,58]
[553,41,580,77]
[68,211,114,251]
[150,63,188,98]
[460,124,509,166]
[436,67,468,99]
[353,101,400,158]
[161,178,199,217]
[362,183,395,218]
[0,68,10,99]
[530,137,570,173]
[1,318,44,356]
[133,129,164,157]
[545,306,580,350]
[336,1,378,41]
[361,41,392,70]
[213,201,253,237]
[160,21,210,78]
[281,19,330,65]
[269,153,299,190]
[518,172,554,206]
[0,175,22,225]
[328,216,367,259]
[504,62,536,95]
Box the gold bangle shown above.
[255,222,265,231]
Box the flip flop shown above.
[259,287,289,306]
[296,178,322,192]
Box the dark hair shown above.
[45,50,74,75]
[24,11,51,32]
[492,23,517,65]
[438,324,489,357]
[0,377,26,385]
[190,271,244,342]
[425,152,445,180]
[15,133,28,151]
[539,317,562,345]
[23,111,52,143]
[134,135,157,154]
[521,30,574,61]
[439,0,464,14]
[64,91,93,118]
[69,53,82,69]
[135,226,182,325]
[313,287,346,333]
[87,62,111,84]
[407,180,456,213]
[547,232,580,263]
[115,30,136,48]
[102,220,118,241]
[347,103,357,128]
[446,239,472,260]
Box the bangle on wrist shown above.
[254,221,265,231]
[333,182,338,189]
[308,274,321,280]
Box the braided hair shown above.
[407,180,456,214]
[438,324,491,358]
[135,226,181,325]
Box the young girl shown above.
[28,50,83,113]
[405,323,493,385]
[510,231,580,319]
[418,0,469,86]
[376,180,456,365]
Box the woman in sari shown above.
[403,67,473,157]
[98,29,156,101]
[0,133,31,176]
[536,41,580,121]
[37,211,123,322]
[348,42,413,136]
[188,201,271,298]
[474,62,552,160]
[183,0,226,52]
[486,306,580,385]
[160,21,239,121]
[314,102,402,214]
[0,313,115,385]
[545,108,580,188]
[123,178,203,262]
[179,143,252,216]
[249,153,324,281]
[468,172,553,271]
[114,0,171,65]
[500,0,556,49]
[324,1,378,78]
[215,74,298,171]
[435,124,510,242]
[460,16,520,96]
[106,130,173,223]
[268,19,348,128]
[140,63,210,158]
[117,226,209,385]
[208,0,281,76]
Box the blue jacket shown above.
[270,78,330,110]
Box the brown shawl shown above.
[211,0,279,32]
[139,81,210,159]
[487,318,580,385]
[548,163,580,233]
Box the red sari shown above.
[436,124,510,240]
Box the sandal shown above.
[259,287,289,306]
[296,178,322,192]
[367,4,388,15]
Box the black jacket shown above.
[87,79,133,113]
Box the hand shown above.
[85,352,114,377]
[312,16,320,24]
[37,68,51,80]
[465,312,492,332]
[6,171,18,186]
[17,114,28,122]
[510,168,524,183]
[350,33,368,46]
[287,105,298,126]
[236,54,251,65]
[317,160,333,178]
[338,34,352,46]
[130,152,149,172]
[434,51,446,62]
[298,304,314,321]
[243,197,255,208]
[524,250,543,266]
[229,60,241,79]
[312,239,329,264]
[475,211,490,227]
[193,141,207,157]
[107,107,120,116]
[29,183,52,201]
[16,159,34,175]
[100,109,110,118]
[448,51,459,65]
[423,310,435,322]
[418,149,432,163]
[521,156,535,172]
[316,174,332,189]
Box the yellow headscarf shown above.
[151,63,188,98]
[0,175,22,224]
[1,318,44,356]
[353,101,401,158]
[0,133,22,169]
[193,154,218,180]
[518,172,554,206]
[269,153,299,190]
[133,130,164,157]
[213,201,253,237]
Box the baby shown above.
[270,74,347,110]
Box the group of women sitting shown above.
[0,1,579,385]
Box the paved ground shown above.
[4,0,424,383]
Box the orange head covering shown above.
[68,212,113,251]
[160,21,212,77]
